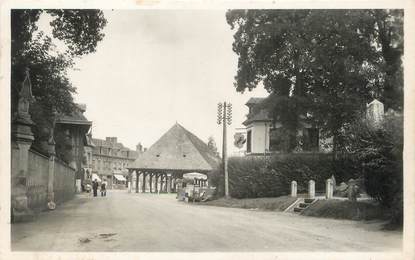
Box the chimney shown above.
[105,137,117,144]
[136,142,143,152]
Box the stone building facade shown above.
[91,137,143,189]
[55,104,92,192]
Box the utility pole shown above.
[217,102,232,198]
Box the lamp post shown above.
[217,102,232,198]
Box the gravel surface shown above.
[11,190,402,252]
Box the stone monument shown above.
[366,99,384,127]
[11,69,35,222]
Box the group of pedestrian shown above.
[92,179,107,197]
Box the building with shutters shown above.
[91,137,144,189]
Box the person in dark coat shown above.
[101,181,106,197]
[92,179,99,197]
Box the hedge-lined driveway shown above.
[11,190,402,251]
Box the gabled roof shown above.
[243,109,272,126]
[243,96,316,127]
[243,96,272,126]
[56,105,92,126]
[128,123,220,173]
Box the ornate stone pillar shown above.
[11,69,35,222]
[46,109,58,209]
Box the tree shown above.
[372,10,404,111]
[340,114,403,227]
[11,9,107,152]
[207,136,218,155]
[226,10,403,153]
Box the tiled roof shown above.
[128,123,220,173]
[56,108,91,126]
[243,96,315,127]
[243,109,272,126]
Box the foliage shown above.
[11,9,107,154]
[207,136,218,155]
[226,10,403,152]
[211,153,357,199]
[301,200,390,221]
[340,115,403,225]
[203,196,297,211]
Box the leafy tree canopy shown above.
[226,9,403,152]
[11,9,107,151]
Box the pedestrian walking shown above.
[101,181,107,197]
[92,179,99,197]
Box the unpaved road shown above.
[11,190,402,251]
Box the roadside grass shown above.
[200,196,297,211]
[301,199,391,221]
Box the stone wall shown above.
[22,150,76,212]
[54,158,75,204]
[27,150,49,210]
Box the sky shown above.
[39,9,268,154]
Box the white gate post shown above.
[326,178,333,199]
[308,180,315,199]
[291,181,297,197]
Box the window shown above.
[246,130,252,153]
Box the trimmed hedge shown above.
[211,153,358,199]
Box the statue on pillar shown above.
[11,68,35,222]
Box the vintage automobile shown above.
[176,172,216,202]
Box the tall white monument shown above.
[366,99,384,127]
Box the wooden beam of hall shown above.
[149,173,153,193]
[164,173,168,193]
[155,173,159,193]
[142,172,146,193]
[135,171,139,193]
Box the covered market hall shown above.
[127,123,220,193]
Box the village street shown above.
[11,190,402,252]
